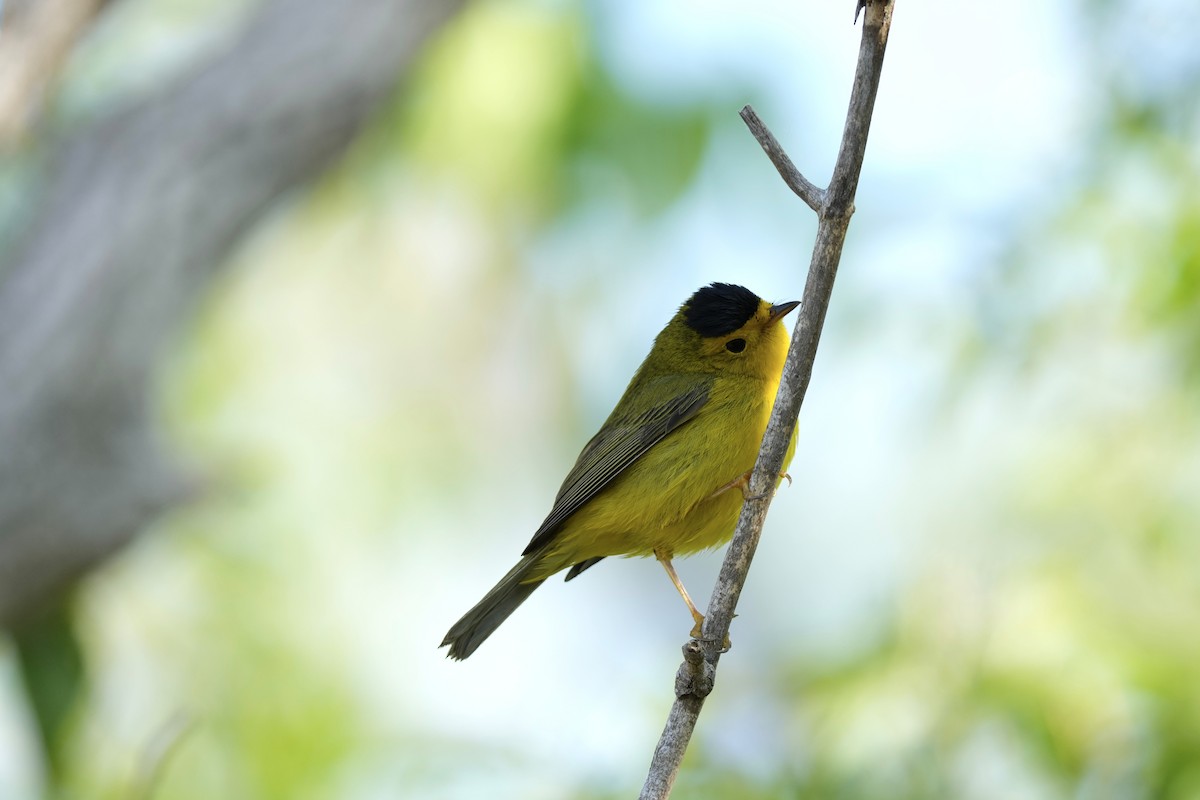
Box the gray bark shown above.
[0,0,464,626]
[640,1,896,796]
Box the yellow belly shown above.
[529,376,796,581]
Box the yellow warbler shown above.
[442,283,797,659]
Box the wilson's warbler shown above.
[441,283,798,660]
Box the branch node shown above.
[673,640,715,699]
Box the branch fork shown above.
[739,106,827,214]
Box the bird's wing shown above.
[521,376,711,555]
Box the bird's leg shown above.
[710,470,792,501]
[710,471,751,499]
[654,548,705,638]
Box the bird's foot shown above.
[690,613,734,652]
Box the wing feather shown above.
[521,377,711,555]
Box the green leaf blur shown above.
[1,1,1198,799]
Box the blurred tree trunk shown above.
[0,0,465,627]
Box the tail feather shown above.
[441,555,546,660]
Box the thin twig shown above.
[639,2,895,797]
[740,107,825,213]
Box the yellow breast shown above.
[531,373,794,579]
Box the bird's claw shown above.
[690,613,735,652]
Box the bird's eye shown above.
[725,338,747,353]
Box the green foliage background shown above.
[1,1,1198,798]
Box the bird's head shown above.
[655,283,799,380]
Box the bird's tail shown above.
[441,554,546,660]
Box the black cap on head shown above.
[682,283,761,338]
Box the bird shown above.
[440,282,798,660]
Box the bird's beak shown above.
[767,300,800,325]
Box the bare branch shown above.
[639,2,895,796]
[739,106,825,213]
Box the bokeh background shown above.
[2,0,1199,798]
